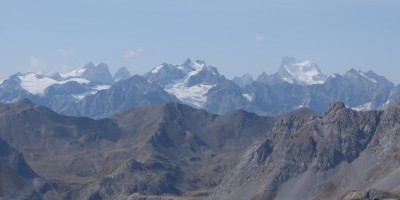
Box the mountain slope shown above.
[113,66,132,82]
[210,102,400,200]
[0,100,276,199]
[0,138,59,199]
[2,100,400,199]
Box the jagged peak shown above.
[96,62,108,67]
[281,56,297,65]
[114,66,132,81]
[194,59,206,65]
[277,56,326,85]
[182,58,192,66]
[346,68,359,74]
[83,62,95,69]
[325,101,347,114]
[239,73,253,80]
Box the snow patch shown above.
[186,62,205,78]
[17,72,104,97]
[150,60,216,107]
[72,94,87,101]
[94,85,111,91]
[59,77,90,85]
[60,68,86,79]
[359,72,377,83]
[284,64,325,85]
[293,60,312,67]
[151,65,164,74]
[242,93,254,102]
[352,102,372,111]
[19,73,58,95]
[72,88,106,101]
[166,83,213,107]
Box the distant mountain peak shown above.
[182,58,193,66]
[277,56,327,85]
[325,101,349,117]
[83,62,95,69]
[344,68,394,88]
[114,67,131,82]
[81,62,113,84]
[144,59,224,108]
[233,73,254,87]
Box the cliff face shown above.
[210,102,400,200]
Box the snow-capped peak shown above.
[58,62,114,84]
[145,59,222,108]
[146,59,220,86]
[1,62,115,99]
[277,56,327,85]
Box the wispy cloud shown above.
[123,48,144,58]
[30,56,49,74]
[255,34,265,42]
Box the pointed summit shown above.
[114,67,131,82]
[233,73,254,87]
[324,101,348,117]
[182,58,192,66]
[277,56,327,85]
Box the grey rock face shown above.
[113,66,132,82]
[144,62,189,87]
[81,62,114,84]
[91,159,182,199]
[209,102,400,200]
[0,139,38,179]
[0,139,59,199]
[233,73,254,87]
[79,75,179,119]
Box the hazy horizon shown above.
[1,0,399,83]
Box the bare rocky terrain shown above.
[1,99,400,199]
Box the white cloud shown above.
[255,34,265,42]
[30,56,49,74]
[123,48,144,58]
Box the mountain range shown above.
[0,56,398,119]
[1,99,400,199]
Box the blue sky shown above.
[0,0,399,83]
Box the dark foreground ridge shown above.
[1,99,400,199]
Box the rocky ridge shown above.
[1,100,400,199]
[1,57,398,119]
